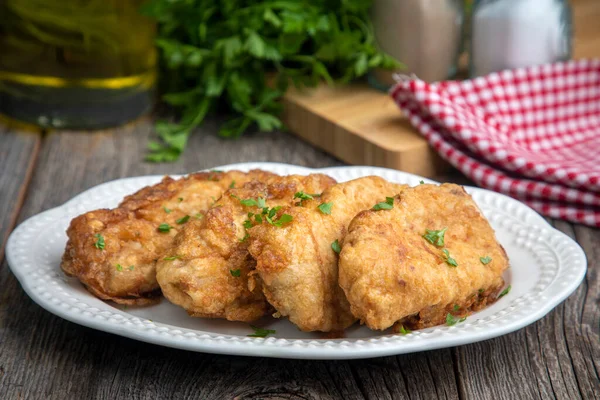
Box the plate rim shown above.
[5,162,587,360]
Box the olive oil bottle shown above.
[0,0,156,129]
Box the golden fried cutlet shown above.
[247,176,407,332]
[338,183,509,331]
[156,174,336,322]
[61,170,274,305]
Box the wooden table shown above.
[0,116,598,400]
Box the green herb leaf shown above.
[419,180,425,184]
[498,285,511,298]
[195,213,204,219]
[271,214,293,227]
[240,233,250,242]
[331,239,341,254]
[93,233,105,250]
[163,206,172,213]
[294,191,314,201]
[230,269,241,277]
[480,256,492,265]
[446,313,466,326]
[247,325,276,338]
[176,215,190,224]
[158,223,172,233]
[116,264,123,272]
[229,180,236,189]
[372,197,394,211]
[423,227,447,247]
[453,304,460,312]
[128,265,135,271]
[178,197,184,202]
[442,248,458,267]
[143,0,402,162]
[318,202,333,215]
[397,325,411,335]
[163,255,181,261]
[243,220,253,229]
[478,288,485,294]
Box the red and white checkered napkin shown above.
[390,59,600,227]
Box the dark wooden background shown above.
[0,117,598,400]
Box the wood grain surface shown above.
[0,118,598,400]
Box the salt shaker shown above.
[470,0,572,77]
[368,0,464,88]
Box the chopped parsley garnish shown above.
[498,285,511,298]
[331,239,341,254]
[372,197,394,211]
[240,233,250,242]
[446,313,467,326]
[294,191,314,201]
[163,255,181,261]
[478,288,485,294]
[480,256,492,265]
[318,202,333,215]
[243,220,253,229]
[116,264,123,271]
[163,206,172,213]
[93,233,105,250]
[176,215,190,224]
[178,197,183,202]
[248,325,276,338]
[195,213,204,219]
[229,180,236,188]
[230,269,241,277]
[423,227,447,247]
[453,304,460,312]
[442,249,458,267]
[419,180,425,184]
[210,169,224,173]
[270,213,293,227]
[158,223,172,233]
[128,265,135,271]
[397,325,411,335]
[239,197,267,208]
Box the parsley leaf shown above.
[270,214,293,227]
[178,197,183,202]
[229,180,236,188]
[163,255,181,261]
[372,197,394,211]
[247,325,276,338]
[158,223,172,233]
[230,269,241,277]
[195,213,204,219]
[331,239,341,254]
[116,264,123,271]
[397,325,411,335]
[128,265,135,271]
[453,304,460,312]
[442,249,458,267]
[423,227,447,247]
[176,215,190,224]
[419,180,425,184]
[446,313,467,326]
[142,1,402,162]
[498,285,511,298]
[318,202,333,215]
[240,233,250,242]
[93,233,105,250]
[163,206,172,213]
[240,197,267,208]
[243,220,253,229]
[294,191,314,201]
[480,256,492,265]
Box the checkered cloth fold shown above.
[390,59,600,227]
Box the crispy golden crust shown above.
[339,183,509,331]
[61,170,274,304]
[247,176,407,332]
[156,174,336,322]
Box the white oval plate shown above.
[6,163,587,360]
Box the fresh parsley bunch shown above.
[142,0,400,162]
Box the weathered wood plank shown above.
[0,124,40,259]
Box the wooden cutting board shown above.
[280,82,447,177]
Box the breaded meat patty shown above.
[339,183,509,331]
[61,170,274,305]
[247,176,407,332]
[155,174,336,322]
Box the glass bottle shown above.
[368,0,464,89]
[0,0,157,129]
[470,0,572,77]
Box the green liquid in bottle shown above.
[0,0,157,129]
